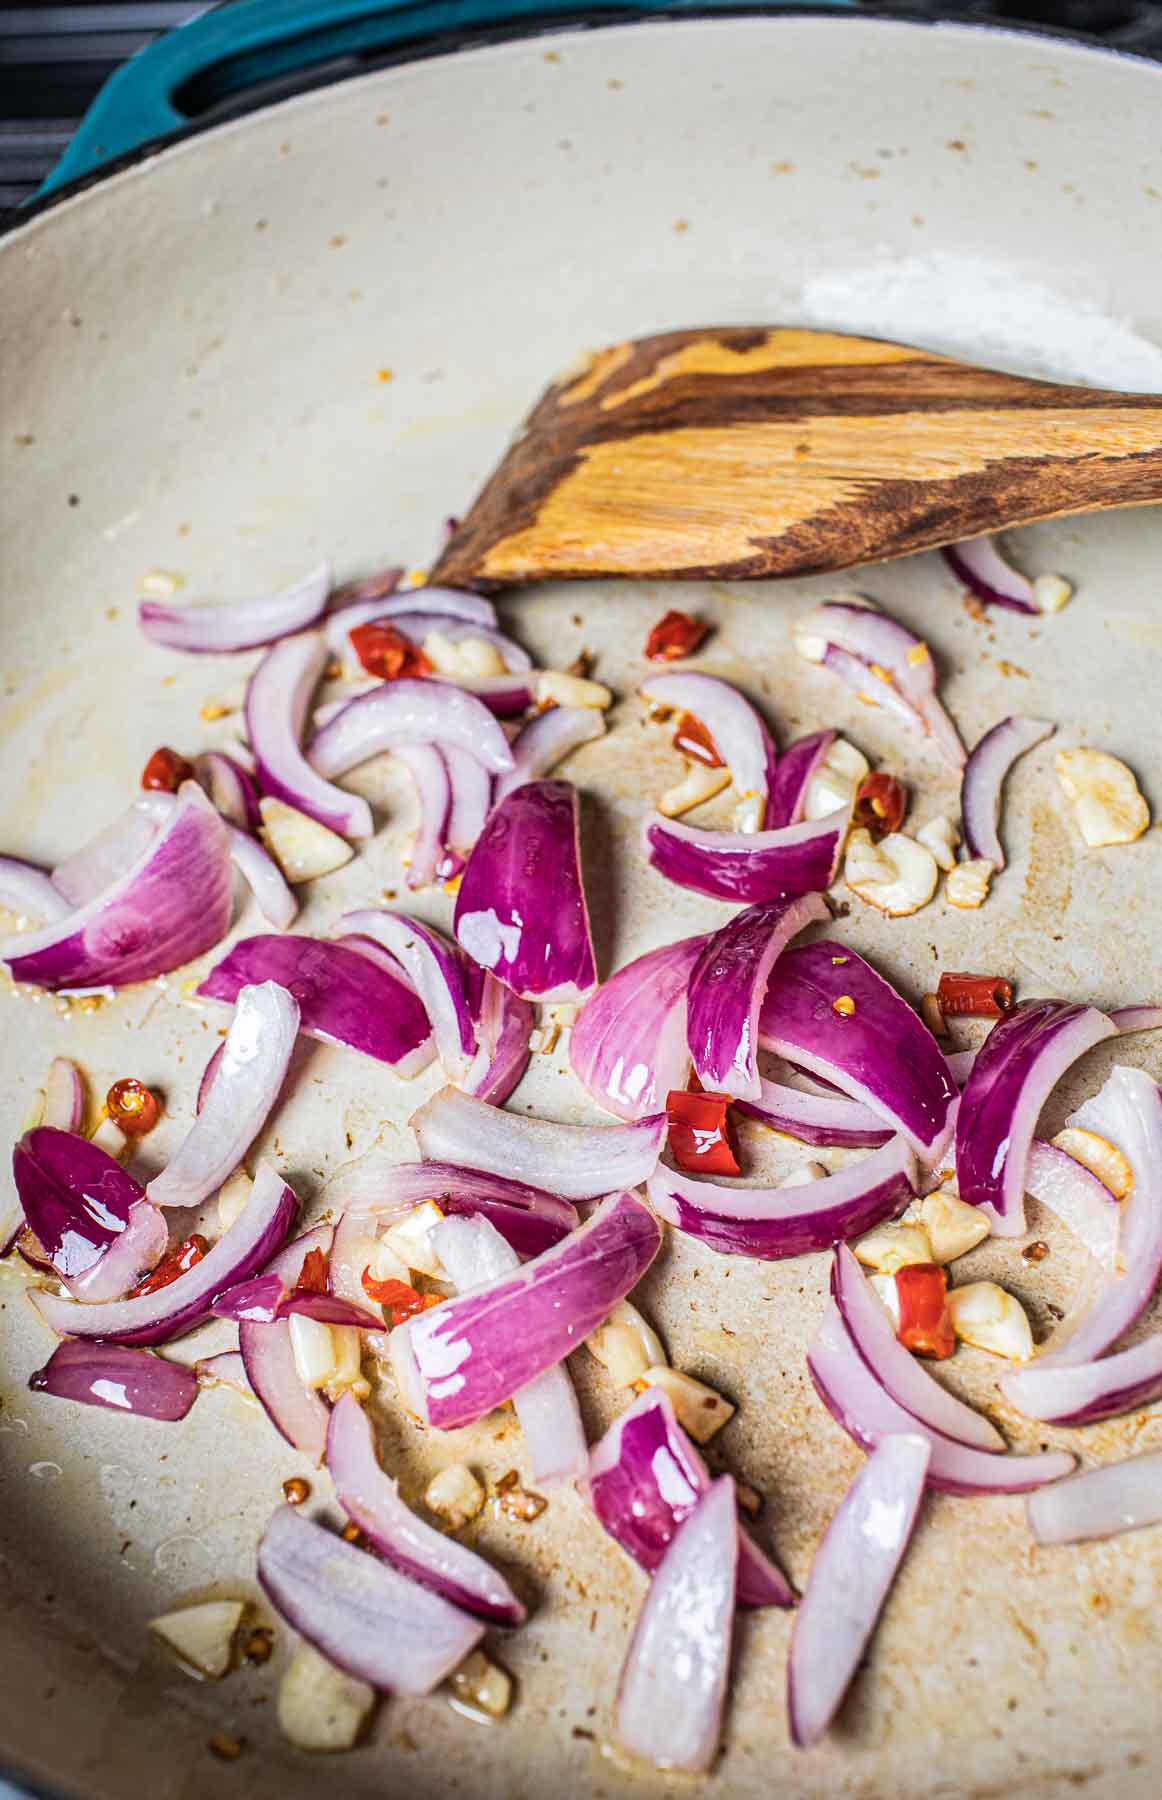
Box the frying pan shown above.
[3,5,1162,1797]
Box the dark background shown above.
[3,0,1162,218]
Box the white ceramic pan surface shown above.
[2,15,1162,1798]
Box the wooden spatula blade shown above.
[431,326,1162,591]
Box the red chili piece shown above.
[853,771,907,841]
[672,711,724,768]
[105,1077,161,1137]
[936,971,1015,1018]
[665,1089,741,1177]
[349,621,433,681]
[645,611,710,663]
[895,1262,955,1359]
[297,1247,329,1294]
[141,747,195,792]
[132,1234,209,1296]
[361,1270,427,1324]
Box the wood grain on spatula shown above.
[431,326,1162,591]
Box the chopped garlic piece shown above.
[733,792,765,835]
[217,1169,253,1232]
[448,1649,512,1722]
[845,827,938,917]
[779,1161,827,1188]
[382,1200,446,1278]
[854,1220,933,1274]
[657,760,731,818]
[289,1313,340,1390]
[322,1325,370,1403]
[139,568,184,598]
[259,798,354,882]
[423,631,507,679]
[148,1600,245,1681]
[805,736,869,821]
[89,1115,128,1160]
[869,1273,900,1327]
[278,1640,375,1752]
[637,1365,734,1443]
[1033,573,1072,614]
[919,1189,991,1263]
[588,1300,667,1386]
[948,1281,1033,1360]
[1055,748,1149,848]
[356,1233,411,1289]
[915,815,960,872]
[793,629,827,664]
[425,1464,485,1529]
[945,858,993,910]
[535,669,612,710]
[1052,1126,1133,1200]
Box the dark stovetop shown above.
[3,0,1162,221]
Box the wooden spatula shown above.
[430,326,1162,592]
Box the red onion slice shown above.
[326,1394,525,1623]
[341,910,477,1084]
[3,787,232,992]
[444,672,537,717]
[461,972,534,1106]
[808,1301,1074,1495]
[247,633,373,839]
[788,1433,929,1748]
[615,1475,737,1776]
[584,1389,794,1609]
[199,934,434,1076]
[257,1504,483,1694]
[961,715,1054,868]
[148,982,299,1210]
[799,601,965,769]
[942,536,1038,614]
[194,750,262,831]
[139,562,330,652]
[640,672,778,825]
[239,1224,332,1460]
[766,729,838,829]
[832,1245,1004,1451]
[64,1197,169,1302]
[454,779,596,1002]
[212,1272,378,1327]
[643,808,846,904]
[50,797,169,908]
[1026,1452,1162,1545]
[1023,1066,1162,1367]
[1024,1140,1119,1269]
[494,705,606,806]
[1001,1333,1162,1428]
[389,742,451,889]
[434,1214,587,1485]
[42,1057,85,1132]
[390,1190,661,1430]
[687,894,828,1099]
[571,936,703,1120]
[735,1078,892,1149]
[442,744,492,860]
[956,1001,1117,1235]
[195,1349,254,1397]
[335,1159,577,1258]
[29,1341,199,1421]
[760,941,958,1165]
[32,1160,298,1345]
[308,677,513,781]
[14,1126,148,1281]
[822,643,925,738]
[322,585,496,654]
[412,1086,665,1199]
[227,824,297,929]
[0,854,71,922]
[647,1136,915,1260]
[1109,1005,1162,1034]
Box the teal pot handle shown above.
[41,0,855,198]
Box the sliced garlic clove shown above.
[278,1639,376,1752]
[853,1220,934,1274]
[868,1272,901,1327]
[1051,1126,1133,1200]
[1055,748,1149,848]
[259,797,354,882]
[915,814,961,872]
[947,1281,1034,1360]
[381,1200,446,1278]
[657,761,731,818]
[919,1189,991,1263]
[288,1313,340,1390]
[448,1649,513,1722]
[587,1299,667,1386]
[804,736,870,821]
[733,792,765,834]
[845,828,939,917]
[535,670,613,710]
[217,1169,253,1232]
[945,857,993,910]
[425,1463,486,1529]
[148,1599,246,1681]
[636,1365,734,1443]
[423,631,507,679]
[1033,573,1072,614]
